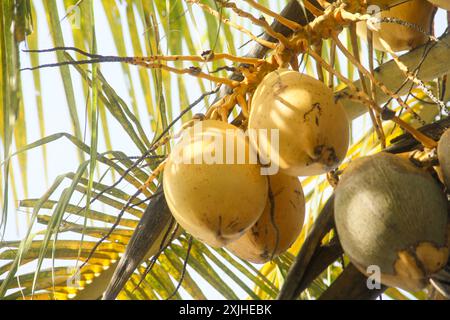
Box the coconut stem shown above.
[216,0,292,48]
[242,0,303,31]
[349,24,386,148]
[331,35,438,148]
[22,47,241,87]
[140,160,167,194]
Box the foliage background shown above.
[0,0,448,300]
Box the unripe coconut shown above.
[163,120,268,248]
[249,69,349,177]
[427,0,450,10]
[226,173,305,264]
[335,153,449,292]
[437,128,450,188]
[357,0,435,52]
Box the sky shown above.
[2,0,448,299]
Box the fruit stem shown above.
[243,0,303,31]
[308,48,438,149]
[140,160,167,194]
[216,0,292,48]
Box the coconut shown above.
[248,69,349,177]
[226,173,305,264]
[357,0,435,52]
[334,152,449,292]
[427,0,450,10]
[437,128,450,189]
[163,120,268,248]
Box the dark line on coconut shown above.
[217,215,223,239]
[267,177,280,261]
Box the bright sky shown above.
[3,0,448,300]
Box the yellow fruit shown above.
[163,120,268,248]
[249,69,349,177]
[428,0,450,10]
[226,173,305,264]
[437,128,450,188]
[357,0,435,52]
[335,153,448,292]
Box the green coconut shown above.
[334,152,449,292]
[437,128,450,189]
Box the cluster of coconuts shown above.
[163,69,350,263]
[334,128,450,292]
[162,0,449,293]
[356,0,448,52]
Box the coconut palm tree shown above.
[0,0,449,300]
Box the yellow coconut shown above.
[437,128,450,188]
[357,0,435,52]
[427,0,450,10]
[226,173,305,264]
[249,69,349,177]
[163,120,268,248]
[335,152,448,292]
